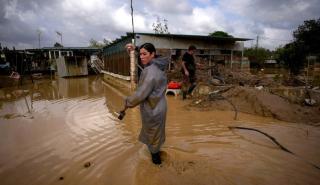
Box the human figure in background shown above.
[181,45,197,100]
[124,43,168,165]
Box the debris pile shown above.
[167,60,320,125]
[188,86,320,124]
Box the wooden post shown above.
[241,42,244,71]
[130,50,136,90]
[230,50,233,70]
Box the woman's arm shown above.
[125,68,155,108]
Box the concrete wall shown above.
[56,56,88,77]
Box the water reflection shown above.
[30,76,104,100]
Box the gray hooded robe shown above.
[125,57,169,153]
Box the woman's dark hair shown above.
[139,43,156,54]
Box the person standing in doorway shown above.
[181,45,197,99]
[124,43,168,165]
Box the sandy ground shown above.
[0,76,320,185]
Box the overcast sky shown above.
[0,0,319,50]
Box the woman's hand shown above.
[125,43,135,53]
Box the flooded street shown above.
[0,76,319,185]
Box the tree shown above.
[275,42,306,75]
[293,18,320,54]
[152,16,170,34]
[275,18,320,75]
[209,31,233,38]
[244,47,272,68]
[54,42,63,47]
[103,38,111,46]
[89,39,105,48]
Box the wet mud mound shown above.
[189,86,320,124]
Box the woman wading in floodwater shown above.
[124,43,168,165]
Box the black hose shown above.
[229,126,292,153]
[229,126,320,170]
[208,92,238,120]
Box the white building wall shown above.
[135,34,244,51]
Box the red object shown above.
[167,81,181,89]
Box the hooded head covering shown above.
[151,57,169,71]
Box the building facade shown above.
[102,33,251,88]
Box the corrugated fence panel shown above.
[103,51,130,76]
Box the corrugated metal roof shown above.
[134,32,252,41]
[40,47,101,50]
[103,32,252,50]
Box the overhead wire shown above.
[259,36,292,42]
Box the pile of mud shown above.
[188,86,320,125]
[223,71,278,87]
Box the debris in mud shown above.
[223,70,278,87]
[84,162,91,168]
[305,98,317,106]
[59,176,64,180]
[166,64,320,124]
[188,85,320,124]
[0,89,30,101]
[2,113,17,119]
[0,113,27,119]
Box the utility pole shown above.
[130,0,135,45]
[130,0,136,89]
[255,35,259,54]
[255,35,259,67]
[37,29,42,49]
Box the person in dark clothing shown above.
[124,43,168,165]
[181,45,197,99]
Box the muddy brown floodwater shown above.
[0,76,319,185]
